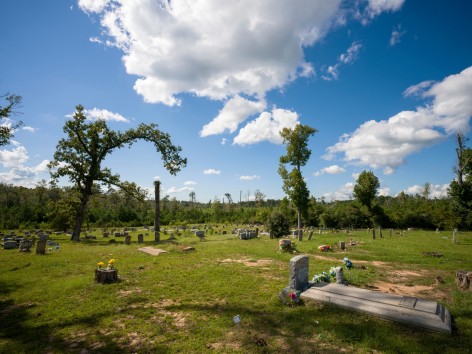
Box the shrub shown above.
[267,210,290,238]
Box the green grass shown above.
[1,227,472,353]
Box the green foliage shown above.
[48,105,187,240]
[0,93,23,146]
[353,170,380,210]
[278,124,317,228]
[267,210,290,238]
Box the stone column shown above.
[289,255,309,291]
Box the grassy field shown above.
[1,227,472,353]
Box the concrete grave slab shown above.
[300,282,451,334]
[137,246,167,256]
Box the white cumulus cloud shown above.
[66,107,130,122]
[203,169,221,175]
[78,0,109,13]
[325,66,472,173]
[165,186,194,194]
[314,165,346,176]
[233,108,300,145]
[81,0,342,106]
[0,146,29,168]
[366,0,405,18]
[240,175,260,181]
[184,180,197,186]
[200,96,266,137]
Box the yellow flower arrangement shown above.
[97,259,117,270]
[107,258,116,270]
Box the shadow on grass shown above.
[162,300,459,353]
[0,279,169,353]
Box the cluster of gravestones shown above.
[238,228,259,240]
[1,230,56,252]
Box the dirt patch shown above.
[218,258,273,267]
[117,287,143,297]
[373,281,436,297]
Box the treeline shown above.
[0,182,460,231]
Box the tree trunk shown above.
[72,198,89,241]
[297,208,302,230]
[154,180,161,243]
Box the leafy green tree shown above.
[267,210,290,238]
[1,93,23,146]
[49,105,187,241]
[278,124,317,229]
[353,171,379,210]
[448,133,472,228]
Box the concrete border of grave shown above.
[287,255,452,334]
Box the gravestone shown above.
[339,241,346,250]
[103,232,109,238]
[307,231,313,241]
[35,239,47,255]
[195,231,204,240]
[138,234,144,243]
[124,235,131,245]
[2,240,17,249]
[297,230,303,242]
[335,266,346,285]
[289,255,309,291]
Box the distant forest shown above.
[0,182,460,231]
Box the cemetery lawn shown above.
[1,228,472,353]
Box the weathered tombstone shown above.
[318,228,322,235]
[339,241,345,250]
[379,226,383,238]
[453,228,457,244]
[297,229,303,242]
[114,232,121,237]
[371,228,376,240]
[455,270,472,290]
[103,232,109,238]
[2,240,17,249]
[269,230,273,239]
[35,239,47,255]
[307,231,313,241]
[289,255,309,291]
[195,230,204,240]
[335,266,347,285]
[124,235,131,245]
[389,228,393,237]
[138,234,144,243]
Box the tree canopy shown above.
[49,105,187,241]
[353,170,380,210]
[0,93,23,146]
[278,124,317,229]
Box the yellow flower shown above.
[97,262,104,268]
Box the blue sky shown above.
[1,0,472,203]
